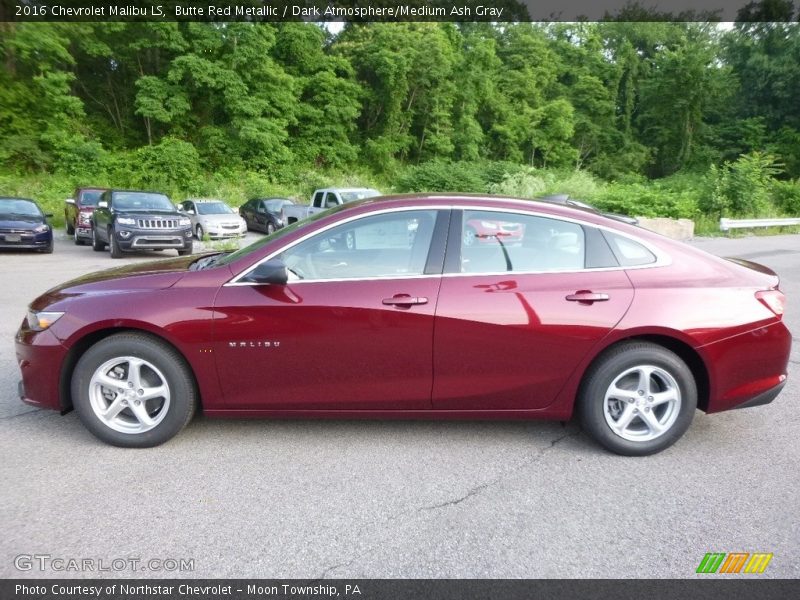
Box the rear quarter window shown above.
[602,231,657,266]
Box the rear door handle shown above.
[565,291,609,304]
[382,295,429,306]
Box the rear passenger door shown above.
[432,209,635,410]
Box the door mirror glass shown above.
[242,259,288,285]
[65,198,75,205]
[98,201,108,208]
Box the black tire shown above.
[577,342,697,456]
[74,227,84,245]
[71,333,197,447]
[195,224,204,240]
[266,222,275,235]
[40,241,54,254]
[91,226,105,251]
[66,217,74,235]
[178,242,192,256]
[109,227,123,258]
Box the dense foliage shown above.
[1,4,800,233]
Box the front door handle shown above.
[565,290,609,304]
[382,295,429,306]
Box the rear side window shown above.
[602,231,657,266]
[459,210,585,273]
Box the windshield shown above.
[215,202,354,267]
[196,201,233,215]
[264,199,293,211]
[0,198,42,217]
[80,190,104,206]
[113,192,173,211]
[340,189,381,203]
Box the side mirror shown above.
[98,201,108,208]
[186,209,195,215]
[242,259,288,285]
[65,198,75,205]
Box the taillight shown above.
[756,290,786,317]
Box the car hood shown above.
[0,216,45,228]
[31,255,202,309]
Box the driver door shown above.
[213,209,448,411]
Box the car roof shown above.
[317,188,380,193]
[0,196,36,203]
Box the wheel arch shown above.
[579,334,710,413]
[59,326,202,413]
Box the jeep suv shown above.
[91,190,193,258]
[65,187,108,245]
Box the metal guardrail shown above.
[720,217,800,232]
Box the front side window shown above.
[460,210,585,273]
[79,190,103,206]
[277,210,438,281]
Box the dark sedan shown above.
[240,197,294,234]
[16,194,790,454]
[0,197,53,253]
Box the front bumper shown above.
[115,226,193,251]
[0,231,52,249]
[15,324,67,411]
[75,225,92,240]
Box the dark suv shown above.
[65,187,108,245]
[91,190,193,258]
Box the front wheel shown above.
[195,225,204,240]
[65,217,74,235]
[91,226,105,251]
[71,333,197,447]
[578,342,697,456]
[178,242,192,256]
[109,228,124,258]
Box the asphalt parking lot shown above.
[1,230,798,579]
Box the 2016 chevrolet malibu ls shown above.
[15,195,790,455]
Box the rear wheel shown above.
[91,226,105,251]
[578,342,697,456]
[71,333,197,447]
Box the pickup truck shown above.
[65,187,108,245]
[281,188,381,225]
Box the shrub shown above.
[699,152,782,217]
[395,160,486,193]
[771,180,800,215]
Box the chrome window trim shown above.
[225,204,670,286]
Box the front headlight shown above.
[117,217,136,226]
[33,224,49,233]
[179,217,191,226]
[26,310,64,332]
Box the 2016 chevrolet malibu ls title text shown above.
[15,195,790,455]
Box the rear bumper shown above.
[702,320,791,413]
[731,379,786,410]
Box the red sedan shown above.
[15,195,790,455]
